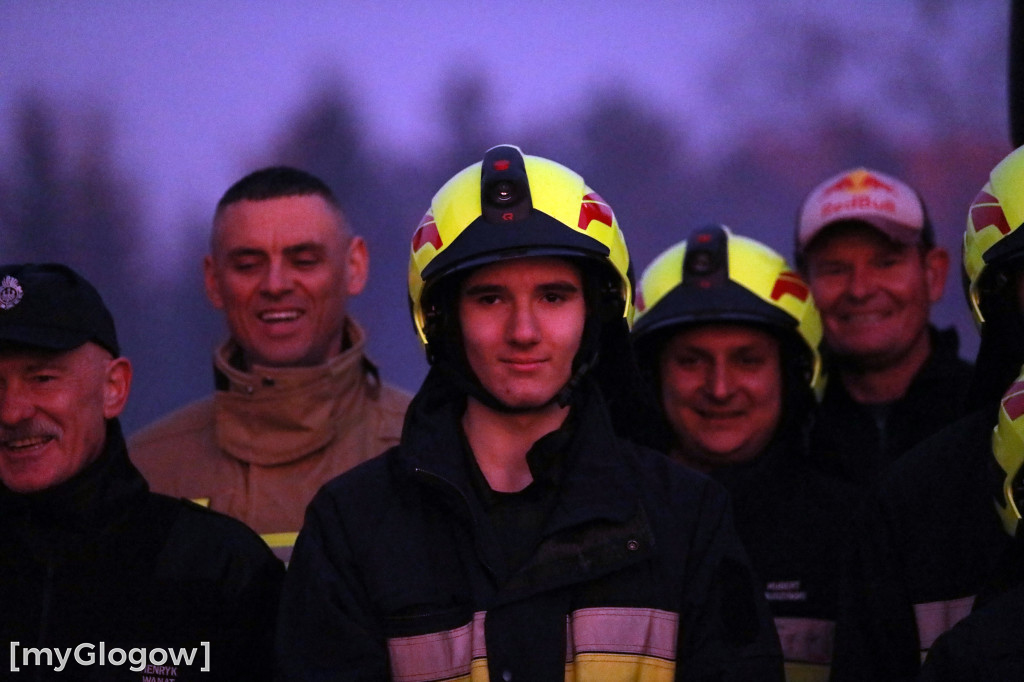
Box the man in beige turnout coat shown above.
[130,167,410,564]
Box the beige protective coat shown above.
[129,320,410,563]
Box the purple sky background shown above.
[1,0,1008,265]
[0,0,1011,427]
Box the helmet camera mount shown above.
[681,225,730,290]
[481,145,533,224]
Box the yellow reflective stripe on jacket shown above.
[261,531,299,549]
[566,607,678,682]
[913,595,974,659]
[774,617,833,682]
[387,607,679,682]
[260,532,299,566]
[566,654,675,681]
[190,496,298,566]
[783,661,829,682]
[190,496,300,564]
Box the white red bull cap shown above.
[796,167,932,255]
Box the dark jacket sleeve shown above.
[157,499,286,682]
[915,630,973,682]
[215,538,286,681]
[916,579,1024,682]
[275,487,388,681]
[676,477,785,681]
[830,492,920,682]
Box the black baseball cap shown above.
[0,263,120,356]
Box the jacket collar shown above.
[1,419,147,532]
[212,317,382,465]
[396,368,641,527]
[822,325,960,408]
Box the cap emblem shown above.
[823,169,895,196]
[0,275,23,310]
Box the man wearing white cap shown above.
[795,168,972,487]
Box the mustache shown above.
[0,423,59,443]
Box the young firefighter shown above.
[631,225,858,681]
[276,146,783,680]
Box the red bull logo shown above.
[969,190,1012,236]
[578,192,614,231]
[412,211,443,252]
[823,169,895,195]
[770,270,810,303]
[815,169,901,220]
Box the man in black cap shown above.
[0,263,284,681]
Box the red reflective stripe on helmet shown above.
[770,271,810,303]
[1003,381,1024,420]
[970,190,1011,235]
[578,192,614,231]
[413,213,443,252]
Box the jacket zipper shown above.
[33,554,55,682]
[412,467,499,577]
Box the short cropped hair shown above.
[215,166,341,213]
[211,167,348,253]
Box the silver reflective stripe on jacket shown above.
[387,607,680,682]
[914,595,975,659]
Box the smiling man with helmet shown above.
[276,146,783,680]
[632,226,858,681]
[829,148,1024,681]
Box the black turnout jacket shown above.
[712,434,859,682]
[829,408,1013,682]
[277,373,783,681]
[0,420,284,681]
[809,326,973,488]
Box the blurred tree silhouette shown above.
[674,1,1009,357]
[570,88,694,271]
[437,69,496,173]
[0,91,207,431]
[4,1,1008,430]
[0,93,142,292]
[268,77,431,391]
